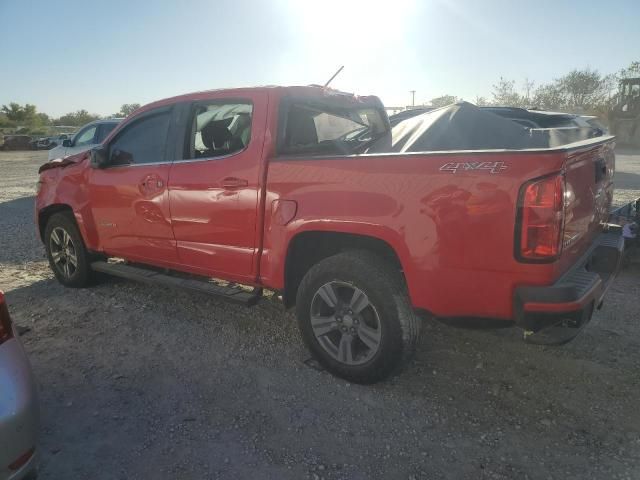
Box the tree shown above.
[34,112,51,127]
[429,95,457,108]
[523,78,535,104]
[555,68,610,109]
[619,61,640,79]
[0,112,10,128]
[1,103,37,124]
[474,96,488,106]
[491,77,524,106]
[531,83,565,110]
[115,103,141,117]
[54,110,101,126]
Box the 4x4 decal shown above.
[440,161,508,174]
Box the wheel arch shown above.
[282,230,409,308]
[38,203,98,252]
[38,203,75,242]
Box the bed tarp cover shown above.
[387,102,595,153]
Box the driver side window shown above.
[74,126,97,146]
[109,111,171,166]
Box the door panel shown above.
[168,92,268,281]
[88,164,176,264]
[88,108,179,265]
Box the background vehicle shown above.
[35,134,71,150]
[0,291,39,480]
[36,86,622,383]
[47,119,121,161]
[609,77,640,146]
[1,135,32,151]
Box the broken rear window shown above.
[279,99,388,155]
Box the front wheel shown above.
[44,212,93,287]
[296,251,421,384]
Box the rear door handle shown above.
[221,177,248,189]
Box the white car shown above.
[48,119,122,161]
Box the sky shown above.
[1,0,639,117]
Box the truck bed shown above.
[263,135,616,320]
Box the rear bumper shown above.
[514,232,624,345]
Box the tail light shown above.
[0,291,14,345]
[516,173,565,262]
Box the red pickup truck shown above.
[36,86,624,383]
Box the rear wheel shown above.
[296,251,420,384]
[44,213,93,287]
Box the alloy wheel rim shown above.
[310,281,382,365]
[49,227,78,279]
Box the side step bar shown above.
[91,261,262,306]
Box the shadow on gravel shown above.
[0,194,35,213]
[0,195,42,265]
[4,277,56,308]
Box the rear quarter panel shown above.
[262,151,567,320]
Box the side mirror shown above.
[62,139,72,147]
[90,146,109,169]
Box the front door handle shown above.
[139,174,164,194]
[222,177,248,189]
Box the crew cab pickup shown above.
[35,86,624,383]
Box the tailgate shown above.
[557,138,615,274]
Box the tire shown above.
[44,212,93,288]
[296,251,420,384]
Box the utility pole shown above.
[409,90,416,107]
[523,77,535,104]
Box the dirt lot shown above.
[1,150,639,480]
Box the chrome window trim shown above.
[103,161,171,169]
[103,148,249,169]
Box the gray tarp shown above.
[385,102,595,153]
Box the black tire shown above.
[44,212,93,288]
[296,251,420,384]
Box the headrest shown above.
[201,118,233,149]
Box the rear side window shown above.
[183,102,253,160]
[109,112,170,165]
[279,101,387,155]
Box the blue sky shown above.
[1,0,638,116]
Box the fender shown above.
[36,155,101,251]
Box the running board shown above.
[90,261,262,306]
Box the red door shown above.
[167,92,268,282]
[88,107,179,266]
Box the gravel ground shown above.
[1,149,639,480]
